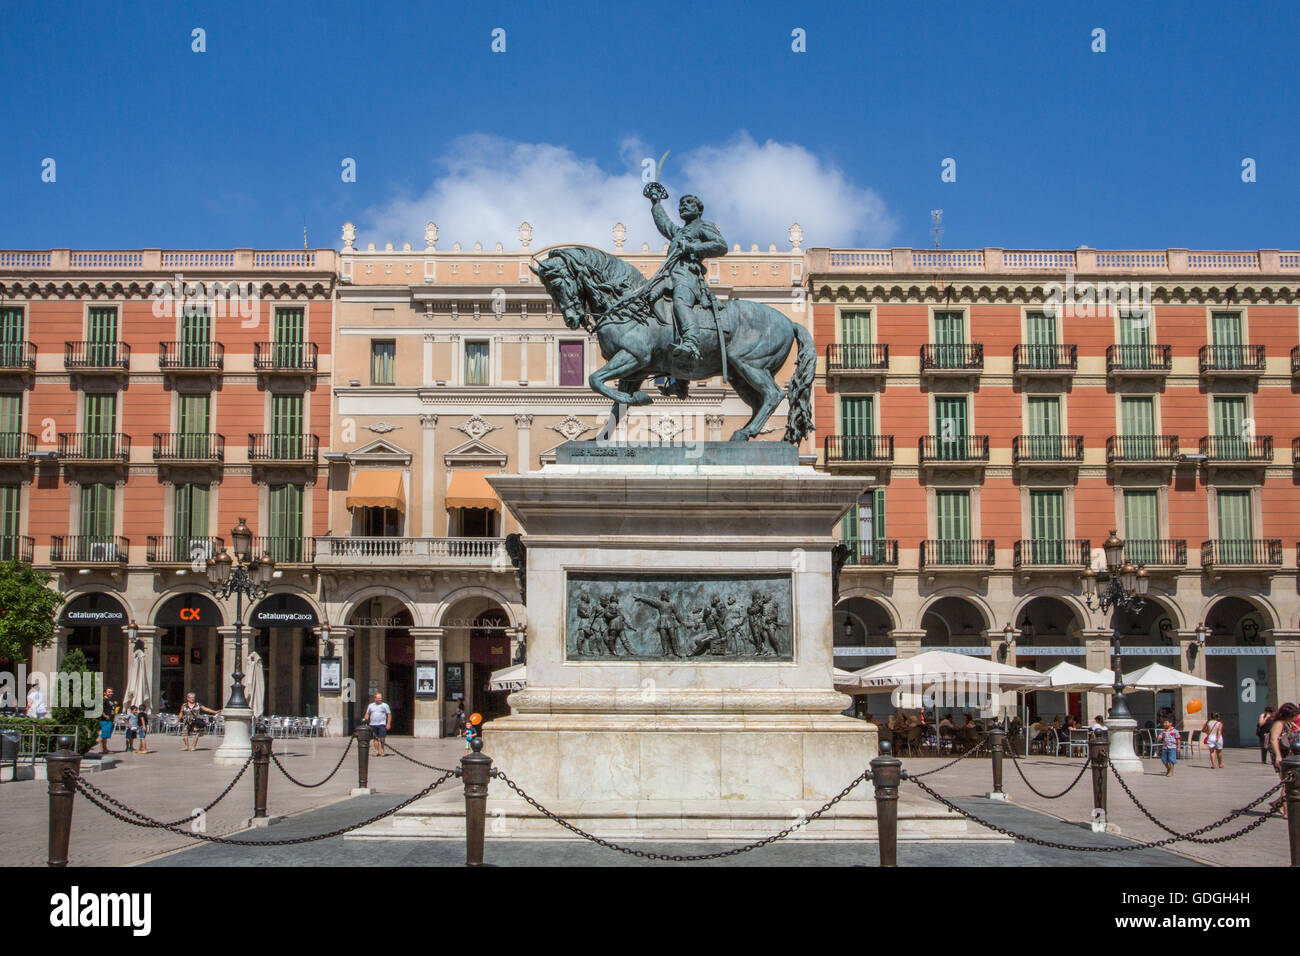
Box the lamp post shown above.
[207,518,274,766]
[1080,530,1148,773]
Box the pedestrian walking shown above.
[137,705,150,754]
[1267,702,1299,818]
[180,692,219,752]
[364,692,392,756]
[451,701,466,738]
[1257,705,1276,766]
[99,687,117,755]
[26,682,47,719]
[1203,711,1225,769]
[123,705,140,752]
[1157,718,1181,775]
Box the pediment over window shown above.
[443,438,508,468]
[348,438,413,467]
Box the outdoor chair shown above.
[1183,729,1201,758]
[904,725,923,756]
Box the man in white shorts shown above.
[364,692,393,756]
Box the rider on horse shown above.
[645,185,728,365]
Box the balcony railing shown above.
[1199,435,1272,462]
[248,434,319,463]
[159,341,224,371]
[841,539,899,566]
[153,433,225,462]
[57,433,130,461]
[146,536,225,565]
[825,343,889,373]
[1292,345,1299,376]
[1013,344,1077,373]
[920,343,983,372]
[1105,435,1178,463]
[0,535,34,563]
[1199,344,1266,374]
[1013,539,1091,568]
[824,434,895,464]
[920,539,996,568]
[1123,539,1187,567]
[253,341,319,371]
[251,536,316,565]
[50,535,129,564]
[1012,434,1084,463]
[1294,437,1300,465]
[64,341,129,370]
[0,432,36,459]
[0,341,37,370]
[919,435,990,463]
[1106,344,1172,374]
[314,536,506,564]
[1200,539,1282,568]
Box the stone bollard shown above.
[461,735,493,867]
[986,723,1006,800]
[1089,732,1109,832]
[46,735,81,868]
[870,740,902,868]
[354,725,373,794]
[251,734,272,819]
[1282,741,1300,867]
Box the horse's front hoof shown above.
[629,390,652,406]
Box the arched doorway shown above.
[438,592,514,729]
[346,596,416,735]
[154,592,224,713]
[921,596,988,651]
[833,596,895,720]
[247,592,321,722]
[1204,597,1275,746]
[60,592,129,702]
[1014,596,1085,723]
[1112,598,1180,729]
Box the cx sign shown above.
[180,607,201,622]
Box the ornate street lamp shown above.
[206,518,274,764]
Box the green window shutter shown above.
[1212,311,1243,370]
[269,483,304,562]
[935,396,968,459]
[79,483,114,540]
[87,308,118,366]
[871,487,887,562]
[84,393,117,458]
[840,505,857,544]
[1027,397,1061,459]
[1213,396,1247,458]
[840,311,871,346]
[371,341,396,384]
[271,393,304,458]
[0,308,23,367]
[1216,490,1253,563]
[1120,397,1155,459]
[173,483,210,559]
[0,484,20,553]
[1119,312,1150,349]
[934,311,965,368]
[840,396,874,460]
[273,308,305,366]
[178,394,210,457]
[1025,311,1056,368]
[935,490,971,563]
[1029,490,1065,563]
[180,308,212,366]
[1123,490,1159,564]
[0,394,20,457]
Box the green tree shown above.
[0,560,60,663]
[52,647,100,753]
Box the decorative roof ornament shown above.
[612,222,627,250]
[341,222,356,251]
[424,222,438,249]
[366,422,401,434]
[455,415,499,441]
[549,415,596,441]
[518,222,533,249]
[788,223,803,251]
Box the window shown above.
[0,393,21,457]
[370,340,396,385]
[1120,396,1156,458]
[1024,311,1057,368]
[840,310,872,345]
[271,393,303,459]
[1211,311,1244,370]
[1212,396,1247,457]
[0,484,20,559]
[935,396,968,459]
[87,307,118,366]
[178,393,210,458]
[935,489,972,563]
[173,483,210,562]
[273,308,305,366]
[0,307,24,366]
[1028,396,1060,435]
[1029,490,1065,563]
[933,311,965,368]
[84,393,117,458]
[79,483,114,540]
[1216,490,1253,563]
[559,341,584,387]
[180,307,212,366]
[465,342,490,386]
[268,483,304,562]
[841,488,886,563]
[1123,490,1159,564]
[840,396,875,458]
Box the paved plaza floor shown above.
[0,733,1287,867]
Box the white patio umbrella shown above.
[1038,662,1112,692]
[488,663,527,692]
[123,646,151,710]
[1121,662,1221,692]
[247,651,266,717]
[833,667,865,694]
[853,650,1050,692]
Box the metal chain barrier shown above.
[907,772,1285,852]
[1003,746,1094,800]
[906,737,988,779]
[489,765,873,862]
[271,737,355,789]
[382,740,461,775]
[67,767,457,847]
[110,756,253,829]
[1107,760,1289,845]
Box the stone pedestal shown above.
[213,707,253,766]
[1107,716,1144,774]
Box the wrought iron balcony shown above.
[1012,344,1077,374]
[253,341,319,372]
[825,343,888,375]
[314,536,506,566]
[1293,436,1300,466]
[1013,538,1091,568]
[248,434,319,463]
[840,539,899,567]
[1123,539,1187,567]
[0,341,37,370]
[1200,539,1282,568]
[1292,345,1299,377]
[56,433,130,462]
[920,343,983,373]
[153,432,225,462]
[1012,434,1084,464]
[0,432,36,460]
[250,535,316,566]
[1199,435,1273,462]
[50,535,129,564]
[920,539,996,568]
[1106,344,1172,375]
[159,341,224,371]
[146,535,225,566]
[919,435,989,463]
[1199,344,1265,375]
[64,341,129,371]
[0,534,34,563]
[824,434,894,464]
[1105,435,1179,463]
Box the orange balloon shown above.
[470,712,483,725]
[1186,699,1203,714]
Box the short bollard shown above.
[986,722,1006,800]
[354,725,373,793]
[1282,741,1300,867]
[46,735,81,868]
[870,740,902,868]
[1089,732,1109,831]
[461,735,493,867]
[251,734,272,819]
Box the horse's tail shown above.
[783,321,816,444]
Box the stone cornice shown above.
[0,279,336,300]
[811,281,1300,306]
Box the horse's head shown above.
[530,252,586,330]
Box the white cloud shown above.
[359,133,895,251]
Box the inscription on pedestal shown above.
[565,571,794,661]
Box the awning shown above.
[445,471,500,510]
[489,663,526,691]
[346,469,405,512]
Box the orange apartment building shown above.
[0,248,335,723]
[809,247,1300,745]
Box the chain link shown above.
[489,766,872,861]
[67,767,457,847]
[1107,760,1289,845]
[382,740,461,775]
[271,737,355,789]
[94,757,253,829]
[1003,746,1094,800]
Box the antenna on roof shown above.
[303,223,309,251]
[930,209,944,249]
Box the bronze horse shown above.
[531,245,814,444]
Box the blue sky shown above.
[1,0,1295,251]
